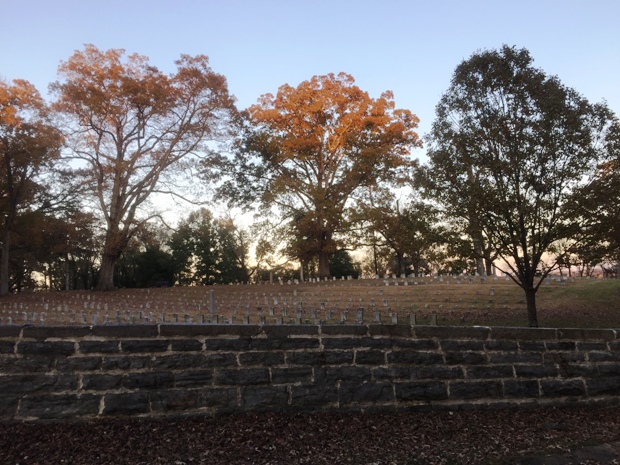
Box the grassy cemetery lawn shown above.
[1,276,619,328]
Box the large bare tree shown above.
[52,45,237,291]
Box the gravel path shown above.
[2,405,620,464]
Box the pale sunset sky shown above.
[1,0,618,157]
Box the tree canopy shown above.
[0,79,63,294]
[52,45,238,291]
[423,45,613,326]
[222,73,420,278]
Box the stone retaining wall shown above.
[1,324,619,421]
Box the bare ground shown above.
[2,405,620,464]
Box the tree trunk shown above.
[472,235,485,276]
[318,250,331,279]
[484,257,493,276]
[0,228,11,296]
[525,287,538,327]
[96,253,117,291]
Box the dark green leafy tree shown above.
[423,45,612,327]
[358,192,446,277]
[329,250,361,279]
[571,120,620,277]
[0,79,63,294]
[168,209,251,285]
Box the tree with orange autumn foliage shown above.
[52,45,237,291]
[0,79,63,295]
[223,73,420,278]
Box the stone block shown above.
[587,377,620,396]
[545,341,576,351]
[395,381,448,401]
[22,326,91,340]
[0,394,18,416]
[368,325,412,337]
[56,356,102,372]
[17,341,75,357]
[484,340,518,351]
[79,340,120,354]
[120,339,169,353]
[19,394,100,419]
[0,326,21,337]
[514,365,559,378]
[151,389,202,412]
[204,338,251,351]
[262,325,319,337]
[320,325,367,336]
[359,337,393,349]
[466,365,513,379]
[354,349,386,365]
[285,351,326,365]
[250,337,320,351]
[123,371,175,390]
[373,366,411,380]
[540,379,586,397]
[445,351,487,365]
[199,387,238,410]
[271,367,312,384]
[503,380,540,398]
[388,350,444,365]
[103,392,150,415]
[518,341,546,352]
[315,365,372,383]
[170,339,203,352]
[321,337,362,350]
[215,368,270,385]
[174,370,214,388]
[414,326,490,340]
[239,351,285,366]
[81,374,123,391]
[557,328,616,341]
[598,364,620,376]
[491,327,557,341]
[0,341,15,354]
[340,381,394,404]
[449,380,502,399]
[101,355,150,371]
[0,356,55,373]
[489,352,542,364]
[412,366,464,380]
[0,374,77,395]
[588,351,620,362]
[241,385,289,409]
[440,340,484,351]
[291,384,338,407]
[92,325,158,338]
[389,339,439,350]
[576,342,608,351]
[150,353,209,370]
[558,362,599,378]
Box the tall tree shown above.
[223,73,420,278]
[571,119,620,276]
[357,191,446,277]
[168,209,250,285]
[52,45,237,291]
[0,79,63,295]
[423,45,612,327]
